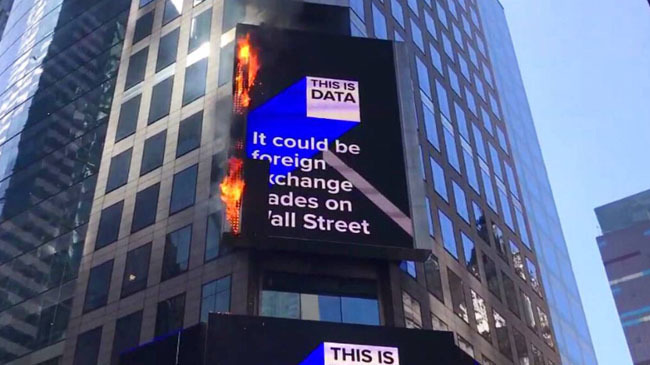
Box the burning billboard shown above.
[228,24,414,252]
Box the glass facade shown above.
[477,1,597,364]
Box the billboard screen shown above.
[230,24,413,251]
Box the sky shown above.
[498,0,650,364]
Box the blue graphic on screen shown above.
[298,343,325,365]
[246,77,359,179]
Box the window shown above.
[515,205,531,249]
[177,111,203,157]
[218,42,234,86]
[415,57,431,97]
[163,0,183,25]
[489,144,503,179]
[462,142,480,193]
[201,276,231,322]
[390,0,404,27]
[521,290,536,330]
[372,4,387,39]
[430,157,448,201]
[73,327,102,365]
[509,241,526,281]
[423,102,440,149]
[170,164,198,214]
[448,67,460,95]
[193,0,206,6]
[513,328,530,365]
[493,310,512,359]
[472,124,486,159]
[96,201,124,249]
[442,33,453,59]
[431,313,448,331]
[461,232,479,279]
[505,163,519,197]
[473,201,489,243]
[430,44,443,74]
[189,9,212,52]
[481,162,497,212]
[111,311,142,365]
[457,335,474,358]
[350,0,365,19]
[134,12,154,44]
[402,291,422,329]
[205,212,222,261]
[448,269,469,322]
[161,225,192,281]
[526,258,542,296]
[424,11,437,39]
[83,260,113,312]
[436,3,448,28]
[121,243,151,297]
[492,223,507,259]
[115,96,141,142]
[407,0,418,14]
[424,256,444,301]
[400,261,416,278]
[459,53,469,79]
[443,125,460,172]
[155,293,186,337]
[125,48,148,90]
[131,184,160,232]
[156,28,180,72]
[435,80,450,119]
[439,210,457,259]
[140,131,166,175]
[537,307,554,348]
[260,274,379,326]
[531,345,545,365]
[482,253,500,298]
[482,356,497,365]
[425,197,435,236]
[465,86,477,115]
[148,76,174,124]
[410,20,424,51]
[106,148,132,193]
[452,182,469,222]
[471,290,490,340]
[183,58,208,105]
[502,273,521,317]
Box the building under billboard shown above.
[0,1,567,365]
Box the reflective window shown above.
[526,258,542,296]
[170,164,198,214]
[400,261,417,278]
[462,142,480,193]
[162,225,192,281]
[465,86,477,115]
[482,253,501,298]
[521,290,537,330]
[537,307,554,348]
[416,57,431,97]
[201,276,231,322]
[448,66,460,95]
[515,205,530,249]
[424,255,444,301]
[509,240,526,281]
[189,9,212,53]
[116,96,141,142]
[140,0,154,7]
[454,102,469,139]
[177,111,203,156]
[131,183,160,232]
[425,197,434,236]
[471,290,491,341]
[435,80,450,119]
[531,345,544,365]
[493,223,508,259]
[481,108,494,135]
[448,269,469,323]
[442,33,453,59]
[473,201,489,243]
[472,124,486,159]
[83,260,114,313]
[149,76,174,124]
[125,48,148,90]
[140,131,167,175]
[443,125,460,172]
[218,42,234,86]
[402,291,423,329]
[493,310,513,359]
[350,0,365,19]
[410,20,424,51]
[458,53,469,79]
[505,163,519,197]
[106,148,132,193]
[157,28,180,72]
[155,293,186,337]
[436,2,448,28]
[502,272,521,317]
[424,12,437,39]
[390,0,405,27]
[431,313,448,331]
[461,232,479,279]
[163,0,183,25]
[121,243,152,298]
[407,0,418,14]
[430,44,443,74]
[480,161,497,212]
[183,59,208,105]
[134,11,154,43]
[513,328,530,365]
[96,201,124,249]
[489,144,503,179]
[457,335,474,358]
[205,212,223,261]
[498,184,515,230]
[111,311,142,365]
[453,181,469,222]
[423,102,440,149]
[497,127,509,153]
[439,209,457,258]
[73,327,102,365]
[194,0,206,5]
[372,4,387,39]
[430,157,448,201]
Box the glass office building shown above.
[477,1,598,365]
[0,0,564,364]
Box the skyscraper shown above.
[0,0,566,364]
[596,189,650,365]
[478,1,598,364]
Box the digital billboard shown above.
[226,24,415,252]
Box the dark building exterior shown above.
[596,189,650,365]
[0,0,570,364]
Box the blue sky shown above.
[499,0,650,364]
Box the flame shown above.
[234,34,260,113]
[220,158,245,235]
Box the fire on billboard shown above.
[225,24,422,256]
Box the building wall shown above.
[0,0,561,364]
[476,1,598,365]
